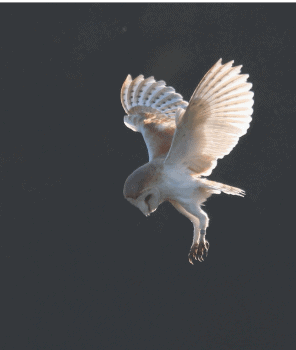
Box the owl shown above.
[121,59,254,264]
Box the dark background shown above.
[1,3,295,349]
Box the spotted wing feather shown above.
[121,74,188,160]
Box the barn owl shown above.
[121,58,254,264]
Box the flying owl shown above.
[121,59,254,264]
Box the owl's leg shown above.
[184,203,210,263]
[170,201,209,264]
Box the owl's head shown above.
[123,162,162,217]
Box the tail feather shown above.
[197,178,245,197]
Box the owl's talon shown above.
[204,241,210,257]
[188,254,195,265]
[188,239,210,264]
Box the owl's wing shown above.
[164,59,254,176]
[121,74,188,161]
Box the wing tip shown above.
[126,74,132,81]
[121,74,133,91]
[217,58,234,65]
[221,59,245,72]
[121,75,133,114]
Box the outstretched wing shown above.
[121,74,188,161]
[164,59,254,176]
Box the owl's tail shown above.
[197,178,245,197]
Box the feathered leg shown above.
[170,200,209,264]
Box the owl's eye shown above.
[144,194,152,203]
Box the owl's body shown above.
[121,59,254,263]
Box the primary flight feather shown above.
[121,58,254,264]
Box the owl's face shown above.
[126,187,160,217]
[123,160,163,216]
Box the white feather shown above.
[165,58,254,176]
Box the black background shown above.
[1,4,295,349]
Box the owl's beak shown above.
[138,203,150,217]
[126,197,150,217]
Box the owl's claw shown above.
[188,240,210,264]
[204,241,209,257]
